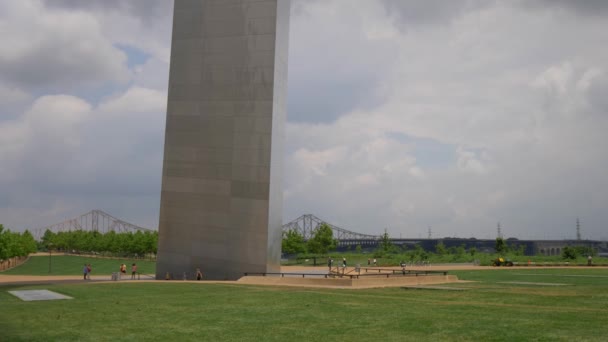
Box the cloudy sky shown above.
[1,0,607,240]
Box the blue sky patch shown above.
[115,44,150,69]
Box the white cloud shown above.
[0,86,165,230]
[133,57,170,90]
[456,148,486,174]
[0,1,130,89]
[0,95,92,181]
[1,0,607,241]
[98,87,166,115]
[283,0,608,239]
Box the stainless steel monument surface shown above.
[156,0,290,280]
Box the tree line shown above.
[282,223,337,254]
[40,229,158,257]
[0,225,37,261]
[283,227,599,266]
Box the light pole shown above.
[48,243,53,274]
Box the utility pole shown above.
[497,222,502,239]
[427,226,432,239]
[576,217,581,241]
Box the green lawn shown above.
[1,255,156,276]
[1,268,607,341]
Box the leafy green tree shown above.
[307,224,337,254]
[119,232,134,254]
[41,229,56,249]
[406,244,426,261]
[20,230,37,255]
[469,246,477,257]
[7,231,24,257]
[0,226,37,260]
[413,244,424,256]
[0,225,9,260]
[143,231,158,255]
[2,227,160,258]
[495,237,507,254]
[455,244,466,257]
[282,229,306,254]
[355,244,362,254]
[131,231,148,255]
[89,231,103,252]
[435,241,447,255]
[379,230,394,253]
[562,246,577,260]
[574,246,596,257]
[513,244,526,256]
[104,231,119,253]
[71,230,88,252]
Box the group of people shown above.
[327,257,349,270]
[119,263,138,279]
[82,263,92,280]
[81,262,207,281]
[81,263,138,280]
[165,268,204,280]
[367,258,378,266]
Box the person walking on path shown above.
[131,263,137,280]
[86,264,92,280]
[83,264,89,280]
[328,257,333,271]
[196,268,203,281]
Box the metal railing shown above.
[244,269,448,279]
[243,272,331,278]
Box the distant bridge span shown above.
[35,211,378,246]
[33,209,153,239]
[282,214,380,246]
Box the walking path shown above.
[1,265,605,287]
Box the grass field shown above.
[0,255,156,276]
[2,266,607,341]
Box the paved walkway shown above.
[1,265,605,287]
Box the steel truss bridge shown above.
[34,211,378,247]
[33,210,153,239]
[282,214,380,247]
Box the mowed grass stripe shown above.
[274,286,608,314]
[1,258,607,341]
[1,255,156,275]
[1,281,606,341]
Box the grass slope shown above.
[1,268,607,341]
[0,255,156,276]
